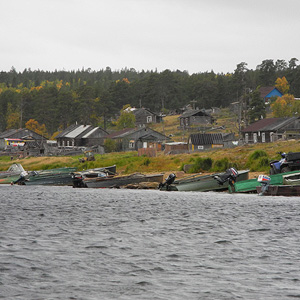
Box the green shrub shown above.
[104,139,117,153]
[142,157,151,166]
[188,157,213,173]
[246,150,269,171]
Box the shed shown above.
[188,132,236,151]
[132,108,162,126]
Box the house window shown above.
[185,118,189,126]
[245,133,249,144]
[67,140,70,146]
[129,141,135,148]
[198,145,204,150]
[147,116,152,123]
[143,142,148,148]
[270,132,274,142]
[262,132,266,143]
[253,133,258,143]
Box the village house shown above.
[131,108,162,126]
[242,117,300,143]
[55,124,108,148]
[179,109,214,129]
[104,127,170,152]
[259,86,283,103]
[188,132,237,151]
[0,128,46,152]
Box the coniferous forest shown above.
[0,58,300,138]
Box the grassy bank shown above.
[1,140,300,176]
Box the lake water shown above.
[1,185,300,300]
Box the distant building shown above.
[131,108,162,126]
[259,86,283,103]
[55,124,108,148]
[188,132,236,151]
[179,109,214,129]
[242,117,300,143]
[104,127,170,152]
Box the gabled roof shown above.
[0,128,45,139]
[56,124,107,139]
[242,117,298,133]
[132,108,156,117]
[189,133,224,145]
[179,109,211,118]
[104,128,135,139]
[259,86,283,98]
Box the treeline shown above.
[0,58,299,136]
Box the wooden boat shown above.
[256,185,300,196]
[0,163,26,184]
[83,173,164,188]
[160,169,249,192]
[72,165,117,188]
[232,170,300,193]
[22,167,77,186]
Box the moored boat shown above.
[0,163,26,184]
[71,165,117,187]
[83,173,164,188]
[22,167,77,186]
[160,169,249,192]
[232,170,300,193]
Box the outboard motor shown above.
[159,173,176,190]
[214,167,238,188]
[257,174,271,196]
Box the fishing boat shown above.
[159,169,249,192]
[83,172,164,188]
[72,165,117,188]
[232,170,300,193]
[21,167,77,186]
[0,163,26,184]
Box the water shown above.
[1,185,300,300]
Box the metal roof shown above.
[190,133,224,145]
[82,127,99,138]
[65,125,91,138]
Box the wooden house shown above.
[188,133,236,151]
[56,124,108,148]
[105,127,170,152]
[259,86,283,103]
[242,117,300,143]
[132,108,162,126]
[0,128,46,151]
[179,109,214,129]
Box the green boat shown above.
[22,167,77,186]
[232,170,300,193]
[160,169,249,192]
[0,163,26,184]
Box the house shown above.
[55,124,108,148]
[242,117,300,143]
[132,108,162,126]
[0,128,46,151]
[104,127,170,152]
[259,86,283,103]
[179,109,214,129]
[188,133,236,151]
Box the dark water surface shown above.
[1,185,300,300]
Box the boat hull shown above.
[161,170,249,192]
[257,185,300,196]
[84,173,164,188]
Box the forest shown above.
[0,58,300,138]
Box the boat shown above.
[159,169,249,192]
[83,172,164,188]
[232,170,300,193]
[21,167,77,186]
[0,163,26,184]
[71,165,117,188]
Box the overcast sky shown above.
[1,0,299,74]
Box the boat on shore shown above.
[159,169,249,192]
[0,163,26,184]
[232,170,300,193]
[83,172,164,188]
[21,167,77,186]
[72,165,117,188]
